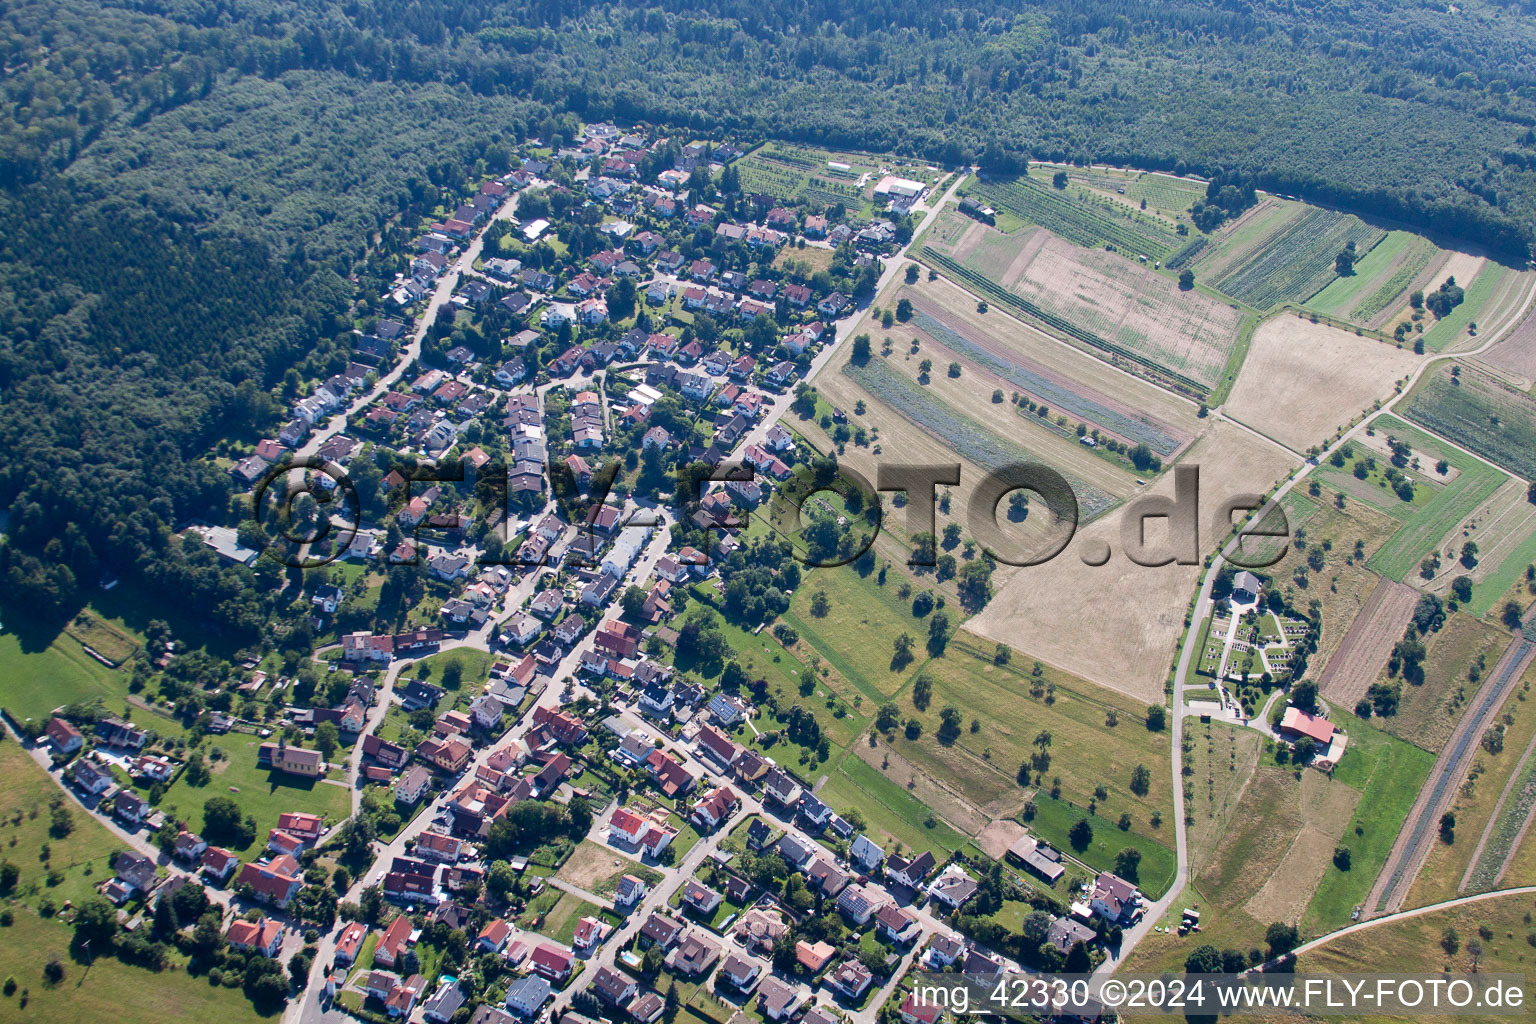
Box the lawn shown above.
[0,617,129,727]
[1024,793,1177,899]
[0,741,129,914]
[408,647,494,690]
[0,908,273,1024]
[886,635,1175,828]
[155,736,353,857]
[1364,416,1509,582]
[524,889,608,946]
[779,560,938,703]
[1301,718,1436,933]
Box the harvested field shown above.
[1315,579,1420,709]
[1244,824,1341,926]
[1405,362,1536,479]
[1224,315,1420,453]
[837,356,1118,518]
[906,293,1194,456]
[1196,766,1303,908]
[967,419,1299,702]
[1479,304,1536,384]
[975,818,1029,861]
[1208,205,1387,310]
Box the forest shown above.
[7,0,1536,632]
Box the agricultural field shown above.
[922,224,1246,397]
[1404,362,1536,480]
[1420,260,1532,353]
[1185,718,1265,869]
[1224,314,1420,454]
[1306,230,1438,323]
[1372,612,1510,755]
[878,633,1176,832]
[1363,416,1510,582]
[1204,204,1387,310]
[1405,658,1536,903]
[968,419,1299,703]
[1043,164,1206,222]
[970,174,1183,260]
[1418,478,1536,615]
[817,751,964,859]
[1479,302,1536,383]
[1302,719,1436,933]
[906,293,1197,457]
[1315,579,1420,711]
[1299,892,1536,1013]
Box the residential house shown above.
[928,866,980,910]
[396,765,434,805]
[423,978,469,1023]
[825,961,874,1002]
[44,717,84,754]
[237,855,303,908]
[201,846,239,882]
[373,915,415,968]
[886,851,936,890]
[681,879,722,916]
[877,904,921,945]
[591,967,638,1008]
[504,976,552,1018]
[68,757,113,795]
[1048,916,1097,956]
[226,918,285,958]
[836,884,884,926]
[1089,871,1143,925]
[639,912,685,950]
[258,741,323,778]
[718,953,762,992]
[900,994,945,1024]
[757,977,806,1021]
[690,785,738,830]
[530,943,574,982]
[335,921,369,965]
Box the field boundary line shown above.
[1460,721,1536,892]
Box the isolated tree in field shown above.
[994,643,1012,665]
[1130,763,1152,796]
[1504,601,1525,630]
[891,634,915,669]
[810,590,830,617]
[1451,576,1473,603]
[1034,730,1053,751]
[938,707,962,742]
[942,523,962,548]
[1440,811,1456,844]
[1335,240,1356,275]
[1179,268,1195,290]
[1333,846,1351,870]
[1053,170,1069,189]
[947,361,961,377]
[1069,817,1093,851]
[1461,541,1479,567]
[918,358,933,378]
[1145,704,1167,731]
[441,660,463,689]
[912,674,932,710]
[905,264,919,284]
[1007,490,1029,522]
[876,703,900,732]
[895,298,913,321]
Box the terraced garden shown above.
[972,175,1182,260]
[1209,205,1387,310]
